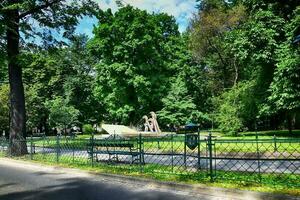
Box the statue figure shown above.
[143,115,153,132]
[142,112,161,133]
[149,111,161,133]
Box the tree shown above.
[0,57,6,83]
[158,77,197,127]
[264,7,300,133]
[214,81,256,135]
[22,35,101,133]
[89,6,182,124]
[190,0,300,132]
[0,84,9,136]
[22,52,58,134]
[61,35,103,126]
[189,0,246,92]
[46,97,79,134]
[0,0,98,155]
[267,44,300,134]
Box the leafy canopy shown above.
[89,6,183,124]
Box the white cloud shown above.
[98,0,119,12]
[96,0,197,32]
[76,0,197,36]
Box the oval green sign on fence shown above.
[185,134,199,150]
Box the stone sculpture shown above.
[143,115,153,132]
[143,112,161,133]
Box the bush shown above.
[216,103,243,135]
[214,82,255,135]
[45,97,79,129]
[83,124,94,135]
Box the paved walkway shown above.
[0,158,299,200]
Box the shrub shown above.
[83,124,94,135]
[214,81,256,135]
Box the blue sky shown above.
[76,0,198,37]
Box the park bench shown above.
[87,137,144,164]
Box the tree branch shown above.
[19,0,63,19]
[206,36,228,88]
[206,36,226,67]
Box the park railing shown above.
[0,133,299,188]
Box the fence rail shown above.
[0,133,299,188]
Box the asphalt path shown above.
[0,159,228,200]
[0,158,299,200]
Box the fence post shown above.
[171,134,174,172]
[72,139,75,164]
[8,138,12,157]
[56,134,60,163]
[139,133,143,173]
[42,135,45,159]
[256,133,262,183]
[197,129,201,170]
[91,133,94,167]
[184,134,187,168]
[30,135,33,160]
[208,132,214,182]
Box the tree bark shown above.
[206,37,227,89]
[6,1,28,155]
[233,56,238,87]
[287,112,294,135]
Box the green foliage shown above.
[22,35,101,131]
[22,52,58,130]
[216,103,243,135]
[1,0,99,45]
[1,0,299,135]
[214,82,256,135]
[190,0,300,132]
[46,97,79,129]
[266,44,300,113]
[82,124,94,135]
[1,0,99,142]
[263,7,300,115]
[60,35,103,124]
[89,6,183,124]
[0,57,6,83]
[158,77,197,126]
[189,1,246,91]
[0,84,9,132]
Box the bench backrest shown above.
[88,140,136,148]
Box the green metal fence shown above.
[0,133,299,188]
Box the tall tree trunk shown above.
[6,2,28,155]
[233,57,238,87]
[206,37,227,89]
[43,116,49,135]
[287,112,294,135]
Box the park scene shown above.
[0,0,300,199]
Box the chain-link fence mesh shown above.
[0,133,299,188]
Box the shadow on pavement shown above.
[33,171,64,176]
[0,177,197,200]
